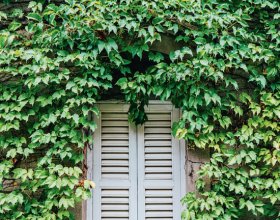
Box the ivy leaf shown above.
[194,37,206,45]
[7,149,17,158]
[200,59,208,66]
[98,41,105,53]
[3,0,10,5]
[108,38,118,51]
[148,26,154,37]
[249,151,257,161]
[66,82,75,90]
[0,35,7,48]
[27,13,42,22]
[13,168,27,179]
[72,114,79,124]
[267,67,277,78]
[65,0,75,7]
[228,156,236,165]
[204,93,211,105]
[8,20,22,31]
[182,47,193,56]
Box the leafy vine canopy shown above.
[0,0,280,219]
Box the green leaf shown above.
[194,37,206,45]
[228,156,236,165]
[249,151,257,161]
[28,1,37,9]
[98,41,105,53]
[3,0,10,5]
[200,59,208,66]
[267,67,277,78]
[182,47,193,56]
[8,20,22,31]
[72,114,79,124]
[27,13,42,22]
[108,38,118,51]
[148,26,154,37]
[65,0,75,7]
[0,35,7,48]
[7,149,17,158]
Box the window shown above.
[86,102,185,220]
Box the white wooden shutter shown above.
[89,104,137,220]
[87,102,185,220]
[138,105,181,220]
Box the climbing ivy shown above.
[0,0,280,219]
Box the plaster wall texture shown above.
[185,146,211,196]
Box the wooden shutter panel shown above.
[89,104,137,220]
[138,107,181,220]
[87,102,185,220]
[101,113,129,180]
[101,189,129,219]
[144,113,172,180]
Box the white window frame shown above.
[86,101,186,220]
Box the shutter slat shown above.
[145,128,170,133]
[102,189,129,197]
[102,205,129,210]
[145,141,171,146]
[145,161,172,166]
[102,167,129,172]
[145,121,170,127]
[146,219,172,220]
[145,174,172,179]
[145,198,173,203]
[101,174,129,179]
[101,140,129,146]
[145,205,173,210]
[102,147,129,153]
[102,133,129,139]
[145,154,172,160]
[145,189,173,197]
[101,212,129,217]
[102,160,129,166]
[145,147,172,153]
[145,211,173,217]
[102,127,129,133]
[102,198,129,203]
[145,167,172,172]
[102,219,128,220]
[145,134,171,139]
[146,114,171,120]
[102,154,129,159]
[102,113,128,120]
[102,121,129,126]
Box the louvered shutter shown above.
[87,102,185,220]
[89,104,137,220]
[138,105,181,220]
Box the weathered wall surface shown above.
[185,146,211,196]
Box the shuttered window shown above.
[87,103,185,220]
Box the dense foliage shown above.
[0,0,280,219]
